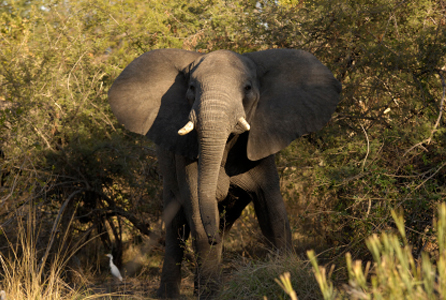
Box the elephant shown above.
[108,48,341,298]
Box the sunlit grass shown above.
[0,208,134,300]
[307,203,446,300]
[217,252,321,300]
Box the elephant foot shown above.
[157,282,180,299]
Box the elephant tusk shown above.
[178,121,194,135]
[238,117,250,131]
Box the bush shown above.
[309,203,446,299]
[0,0,445,298]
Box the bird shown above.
[0,290,6,300]
[105,254,123,281]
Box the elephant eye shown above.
[244,84,252,92]
[189,85,195,92]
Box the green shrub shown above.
[0,0,445,297]
[309,203,446,299]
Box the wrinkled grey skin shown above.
[108,48,341,298]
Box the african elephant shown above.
[108,48,341,298]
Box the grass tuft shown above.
[0,207,128,300]
[217,253,321,300]
[308,203,446,300]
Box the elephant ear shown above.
[243,49,341,161]
[108,49,203,159]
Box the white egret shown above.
[105,254,123,281]
[0,290,6,300]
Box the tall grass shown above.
[307,203,446,299]
[0,207,116,300]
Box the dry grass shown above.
[217,252,321,300]
[0,207,141,300]
[308,204,446,300]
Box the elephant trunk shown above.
[196,97,231,245]
[198,135,226,245]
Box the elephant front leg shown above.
[157,202,189,298]
[175,156,223,299]
[252,189,291,251]
[254,157,292,250]
[157,149,190,298]
[193,235,223,299]
[231,156,292,251]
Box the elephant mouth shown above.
[178,117,250,136]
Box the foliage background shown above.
[0,0,445,298]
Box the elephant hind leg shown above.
[218,186,252,234]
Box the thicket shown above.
[0,0,445,298]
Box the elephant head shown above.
[108,48,341,244]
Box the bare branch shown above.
[360,123,370,170]
[427,70,445,144]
